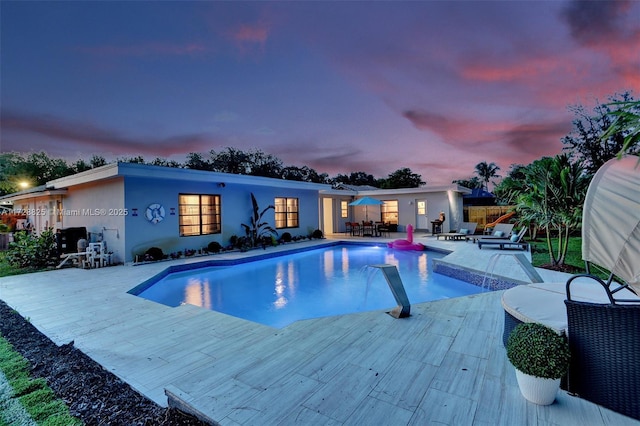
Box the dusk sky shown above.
[1,1,639,185]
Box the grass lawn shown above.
[529,236,585,273]
[0,336,82,426]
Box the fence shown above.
[464,206,515,231]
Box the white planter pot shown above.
[515,369,561,405]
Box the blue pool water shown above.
[134,244,483,328]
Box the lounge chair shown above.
[484,211,516,234]
[483,222,514,237]
[470,223,514,242]
[477,226,527,250]
[436,222,477,241]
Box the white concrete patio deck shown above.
[0,234,638,425]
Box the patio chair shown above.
[483,222,514,237]
[483,211,515,234]
[376,222,391,237]
[86,241,108,268]
[477,226,527,250]
[436,222,477,241]
[564,278,640,420]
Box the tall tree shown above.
[118,155,146,164]
[185,152,213,171]
[380,167,425,188]
[452,176,483,189]
[246,149,283,178]
[562,92,639,175]
[516,155,589,267]
[493,164,527,205]
[281,166,328,183]
[0,152,74,194]
[89,155,107,168]
[474,161,501,191]
[149,158,182,168]
[210,147,250,174]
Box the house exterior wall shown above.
[60,178,126,263]
[123,176,321,262]
[345,190,465,233]
[321,196,355,234]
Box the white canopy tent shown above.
[581,155,640,293]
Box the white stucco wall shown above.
[60,178,126,263]
[342,190,466,233]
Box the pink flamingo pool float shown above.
[388,224,425,251]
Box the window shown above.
[179,194,221,236]
[417,201,426,216]
[340,200,348,218]
[275,197,299,229]
[381,200,398,224]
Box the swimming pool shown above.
[132,244,484,328]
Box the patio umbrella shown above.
[349,197,384,221]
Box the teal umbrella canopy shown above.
[349,197,384,221]
[348,197,384,206]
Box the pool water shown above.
[134,245,484,328]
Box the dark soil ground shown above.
[0,299,211,426]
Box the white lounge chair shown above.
[436,222,477,241]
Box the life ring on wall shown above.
[145,203,165,224]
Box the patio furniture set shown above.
[346,221,391,237]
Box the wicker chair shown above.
[565,276,640,420]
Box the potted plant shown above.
[506,322,570,405]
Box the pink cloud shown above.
[227,21,271,56]
[232,23,269,45]
[460,55,566,83]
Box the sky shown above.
[1,1,639,186]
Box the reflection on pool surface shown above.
[134,244,483,328]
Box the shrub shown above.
[506,323,570,379]
[241,193,277,248]
[311,229,323,239]
[207,241,222,253]
[281,232,292,243]
[6,229,58,269]
[235,236,252,252]
[144,247,164,261]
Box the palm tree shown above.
[516,155,589,267]
[475,161,501,191]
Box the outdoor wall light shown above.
[218,182,226,188]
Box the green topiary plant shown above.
[207,241,222,253]
[506,322,570,379]
[144,247,164,261]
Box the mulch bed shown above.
[0,299,211,426]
